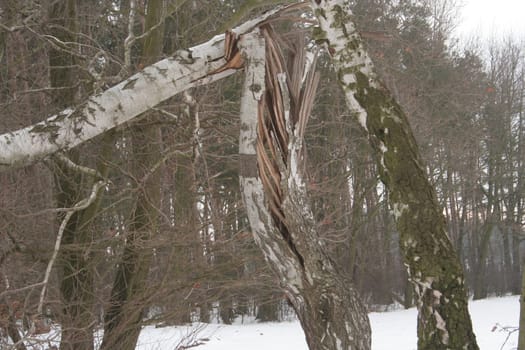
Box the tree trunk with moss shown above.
[311,1,478,349]
[100,1,164,349]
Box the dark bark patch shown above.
[239,154,258,178]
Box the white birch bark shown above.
[0,6,285,171]
[310,1,478,349]
[239,27,370,350]
[238,31,305,293]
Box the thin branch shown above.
[183,91,202,163]
[0,281,45,299]
[123,0,170,75]
[53,153,103,179]
[123,0,137,70]
[217,0,306,34]
[0,9,40,33]
[152,107,180,120]
[37,179,107,314]
[24,25,85,60]
[0,22,26,32]
[141,146,191,184]
[132,13,166,43]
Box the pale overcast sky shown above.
[456,0,525,39]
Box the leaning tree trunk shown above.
[310,1,478,349]
[238,28,371,350]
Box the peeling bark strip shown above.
[0,4,295,172]
[238,30,304,301]
[239,28,371,350]
[310,1,479,349]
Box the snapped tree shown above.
[238,28,371,349]
[0,2,478,349]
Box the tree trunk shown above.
[511,219,522,294]
[47,1,101,349]
[100,0,164,348]
[238,30,371,350]
[165,97,199,324]
[472,224,493,300]
[518,255,525,350]
[310,1,478,348]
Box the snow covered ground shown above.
[134,295,520,350]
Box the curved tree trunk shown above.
[238,29,371,350]
[310,1,478,349]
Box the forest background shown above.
[1,0,524,349]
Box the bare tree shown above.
[101,1,165,348]
[0,2,488,349]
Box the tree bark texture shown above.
[101,0,164,348]
[47,1,100,349]
[238,29,371,350]
[310,1,478,349]
[99,121,161,350]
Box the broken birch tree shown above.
[0,2,480,349]
[238,27,371,350]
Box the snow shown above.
[132,296,519,350]
[11,296,518,349]
[134,321,306,350]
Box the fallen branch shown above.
[0,4,296,172]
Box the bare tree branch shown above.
[37,178,107,314]
[53,152,103,179]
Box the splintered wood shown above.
[257,25,319,232]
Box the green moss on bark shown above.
[323,14,479,345]
[352,74,478,349]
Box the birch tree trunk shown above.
[310,1,478,349]
[238,29,370,350]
